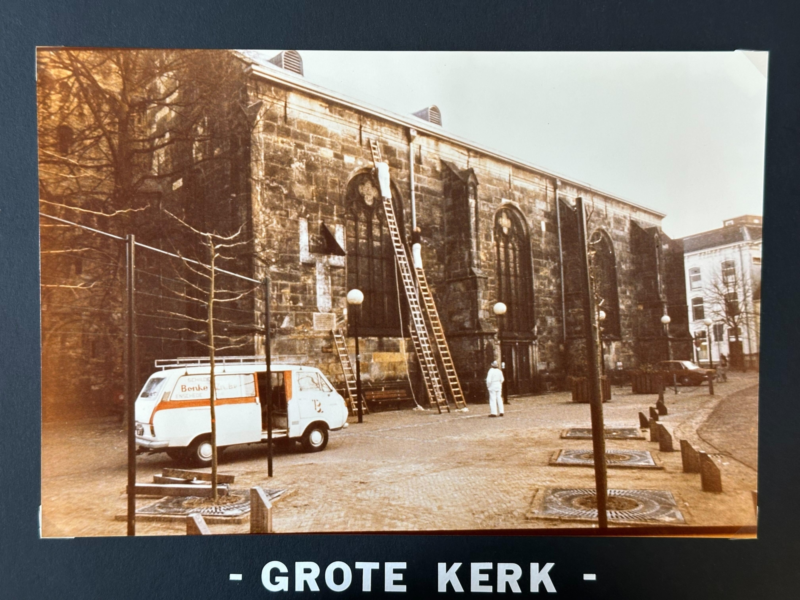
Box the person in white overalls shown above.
[411,227,423,269]
[486,361,505,417]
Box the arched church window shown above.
[467,182,479,268]
[590,230,621,337]
[345,173,403,336]
[494,207,534,336]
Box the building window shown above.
[345,173,402,336]
[590,230,621,337]
[494,207,534,337]
[728,326,742,340]
[689,267,702,290]
[467,182,479,269]
[692,297,705,321]
[722,260,736,286]
[724,291,740,316]
[713,322,725,341]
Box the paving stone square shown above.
[40,375,759,536]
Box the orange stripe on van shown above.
[150,395,256,423]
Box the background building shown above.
[681,215,762,370]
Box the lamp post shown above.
[661,314,672,361]
[703,316,714,369]
[493,302,508,403]
[347,289,365,424]
[598,310,606,376]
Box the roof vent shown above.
[412,105,442,126]
[268,51,304,77]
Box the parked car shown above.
[655,360,715,386]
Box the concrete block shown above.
[657,424,674,452]
[187,513,211,535]
[250,487,274,534]
[700,452,723,493]
[649,418,660,442]
[680,439,700,473]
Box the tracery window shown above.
[590,230,621,337]
[345,173,402,336]
[494,207,534,337]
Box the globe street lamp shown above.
[661,313,672,361]
[493,302,508,404]
[703,316,714,369]
[347,289,365,424]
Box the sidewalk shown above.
[698,381,759,470]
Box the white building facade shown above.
[681,215,762,370]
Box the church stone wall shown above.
[241,69,689,402]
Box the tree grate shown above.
[550,449,661,469]
[561,427,645,440]
[537,488,685,523]
[136,488,287,518]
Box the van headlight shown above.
[135,423,144,436]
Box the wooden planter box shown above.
[630,372,664,394]
[568,376,611,403]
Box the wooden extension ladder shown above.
[414,267,468,410]
[332,323,367,415]
[369,139,450,413]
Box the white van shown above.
[134,357,349,466]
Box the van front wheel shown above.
[188,436,214,467]
[301,425,328,453]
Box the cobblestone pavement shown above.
[41,373,759,537]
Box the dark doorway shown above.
[501,341,533,395]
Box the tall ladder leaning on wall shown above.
[368,139,455,413]
[332,320,368,416]
[413,267,468,411]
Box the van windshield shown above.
[139,377,166,399]
[298,372,332,393]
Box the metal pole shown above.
[576,198,608,529]
[409,139,417,231]
[355,306,363,424]
[665,323,673,361]
[125,234,137,536]
[264,277,273,478]
[554,180,567,347]
[707,324,714,369]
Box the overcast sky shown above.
[254,51,768,239]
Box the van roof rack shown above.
[155,356,269,370]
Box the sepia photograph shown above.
[37,49,766,537]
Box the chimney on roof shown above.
[723,215,762,228]
[412,105,442,126]
[268,50,304,77]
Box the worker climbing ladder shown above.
[332,322,367,415]
[369,139,451,413]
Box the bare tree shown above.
[161,212,257,502]
[37,49,258,417]
[704,259,759,369]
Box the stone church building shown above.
[38,49,691,413]
[231,51,690,401]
